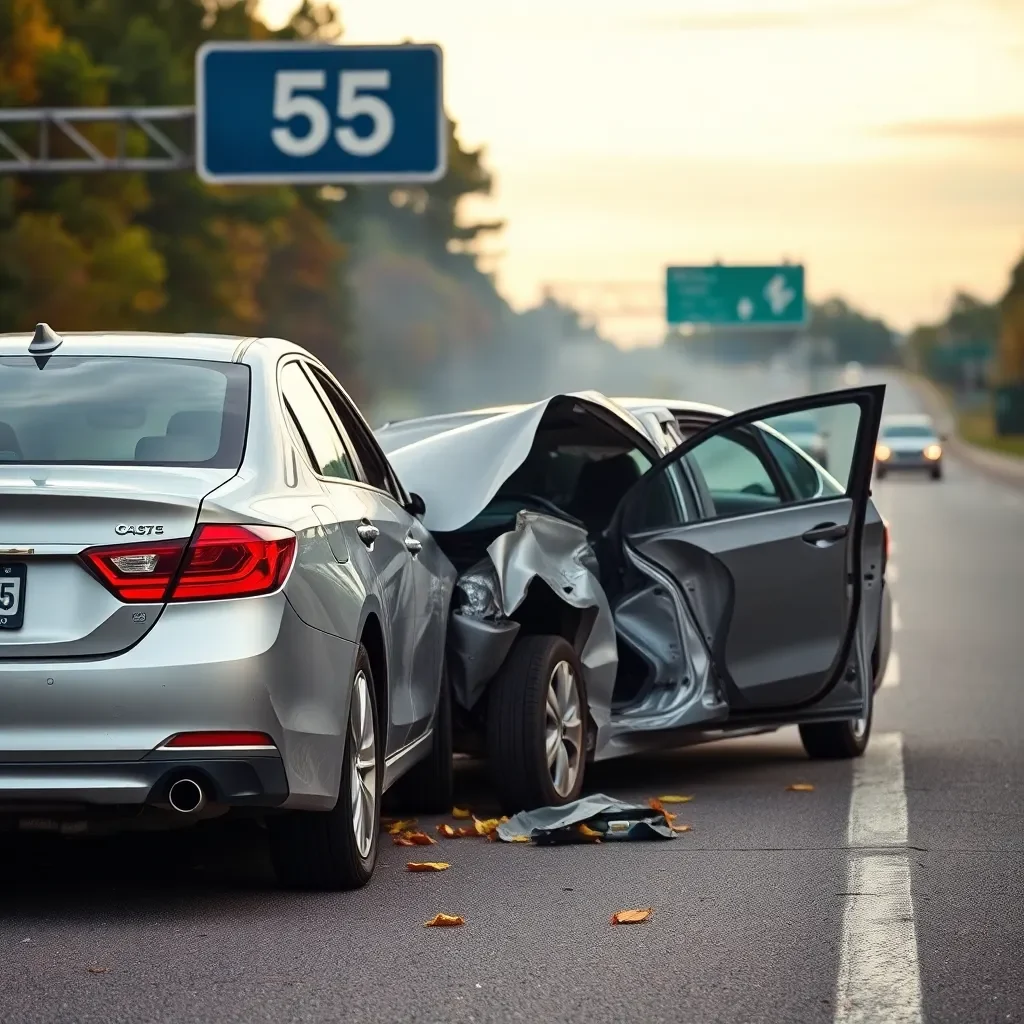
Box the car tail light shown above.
[82,539,189,602]
[81,524,296,603]
[160,731,276,749]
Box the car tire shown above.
[268,646,381,890]
[930,465,942,480]
[486,635,587,813]
[390,659,454,814]
[875,466,887,480]
[799,685,873,760]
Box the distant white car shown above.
[842,362,863,386]
[875,414,944,480]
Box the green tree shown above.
[809,297,899,366]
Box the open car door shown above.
[613,386,885,719]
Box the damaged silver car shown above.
[377,387,888,813]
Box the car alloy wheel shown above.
[545,660,584,798]
[349,667,377,860]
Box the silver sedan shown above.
[0,324,455,890]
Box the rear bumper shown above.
[0,753,288,810]
[0,597,359,812]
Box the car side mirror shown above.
[406,492,426,517]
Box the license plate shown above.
[0,562,26,630]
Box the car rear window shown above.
[0,356,249,468]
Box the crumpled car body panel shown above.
[385,392,723,761]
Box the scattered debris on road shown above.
[424,913,465,928]
[657,794,694,803]
[610,909,654,925]
[392,830,438,846]
[86,966,110,974]
[407,862,450,872]
[497,794,677,844]
[786,783,816,792]
[451,807,472,819]
[386,819,418,834]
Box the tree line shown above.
[0,0,511,407]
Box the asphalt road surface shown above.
[2,370,1022,1024]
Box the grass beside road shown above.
[956,402,1024,458]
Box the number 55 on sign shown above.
[196,42,446,184]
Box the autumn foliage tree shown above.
[0,0,506,406]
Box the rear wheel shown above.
[391,659,454,814]
[799,684,873,760]
[486,635,587,813]
[268,647,381,890]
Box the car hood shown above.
[386,391,650,533]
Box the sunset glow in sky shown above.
[260,0,1024,342]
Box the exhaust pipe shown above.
[167,777,207,814]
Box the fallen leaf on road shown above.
[424,913,465,927]
[657,794,693,803]
[393,830,438,846]
[648,798,677,823]
[577,822,603,841]
[786,783,815,792]
[86,966,109,974]
[451,807,471,819]
[610,908,653,925]
[387,818,418,834]
[437,823,477,838]
[669,824,693,833]
[407,862,450,872]
[473,817,502,836]
[507,834,531,843]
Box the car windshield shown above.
[882,423,935,439]
[0,355,249,468]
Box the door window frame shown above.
[277,357,361,485]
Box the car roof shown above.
[0,328,283,362]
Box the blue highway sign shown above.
[196,42,446,184]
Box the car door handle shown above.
[356,521,379,547]
[404,534,422,556]
[802,522,848,545]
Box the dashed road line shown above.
[834,732,922,1024]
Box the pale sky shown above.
[260,0,1024,343]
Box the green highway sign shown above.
[666,264,806,327]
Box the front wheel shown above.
[799,686,873,760]
[486,635,587,813]
[268,647,381,890]
[930,465,943,480]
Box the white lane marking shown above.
[881,652,900,688]
[835,732,922,1024]
[892,602,902,632]
[847,732,908,847]
[887,563,899,584]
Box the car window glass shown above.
[690,431,779,507]
[307,365,400,496]
[762,432,822,500]
[766,403,861,490]
[279,362,356,481]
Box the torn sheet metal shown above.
[484,511,618,732]
[385,391,651,534]
[497,794,676,843]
